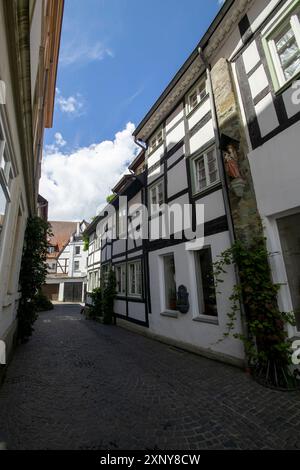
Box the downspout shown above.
[198,47,249,368]
[198,47,235,245]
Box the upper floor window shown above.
[195,247,218,317]
[47,246,55,254]
[264,4,300,90]
[149,128,163,153]
[75,246,80,255]
[191,147,219,194]
[149,179,164,215]
[74,260,80,271]
[187,80,207,114]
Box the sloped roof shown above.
[47,221,77,259]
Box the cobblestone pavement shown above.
[0,304,299,450]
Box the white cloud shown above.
[60,40,113,67]
[54,132,66,147]
[56,90,84,116]
[40,122,138,221]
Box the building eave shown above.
[133,0,238,142]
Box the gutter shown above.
[133,0,235,139]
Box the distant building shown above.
[0,1,64,365]
[43,221,88,303]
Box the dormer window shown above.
[187,80,207,114]
[149,128,163,153]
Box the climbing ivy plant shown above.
[214,237,297,388]
[102,269,116,325]
[17,217,52,342]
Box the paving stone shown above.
[0,303,299,450]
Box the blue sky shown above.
[41,0,224,220]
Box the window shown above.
[192,147,219,194]
[187,80,207,113]
[265,5,300,89]
[0,133,11,245]
[149,128,163,153]
[75,246,80,255]
[163,254,177,311]
[277,213,300,330]
[47,246,55,254]
[115,264,126,295]
[74,260,80,271]
[128,261,142,297]
[149,179,164,215]
[195,247,218,317]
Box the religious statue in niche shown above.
[224,143,242,179]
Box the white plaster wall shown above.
[147,145,164,169]
[148,233,244,361]
[189,120,214,154]
[188,99,211,131]
[167,159,188,198]
[167,144,185,168]
[166,103,184,133]
[128,301,146,322]
[166,121,185,151]
[114,299,126,316]
[196,189,225,223]
[255,93,279,138]
[248,121,300,217]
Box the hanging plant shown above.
[213,237,299,389]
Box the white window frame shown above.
[194,246,218,320]
[148,179,164,215]
[149,128,164,154]
[264,1,300,91]
[115,263,126,296]
[162,253,177,312]
[75,245,80,255]
[74,260,80,271]
[191,146,219,195]
[127,260,142,298]
[186,79,208,114]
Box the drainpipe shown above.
[198,47,249,369]
[198,47,235,245]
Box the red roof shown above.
[47,221,77,259]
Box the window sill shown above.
[160,310,178,318]
[193,316,219,325]
[192,181,221,199]
[274,69,300,96]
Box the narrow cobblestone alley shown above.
[0,304,299,450]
